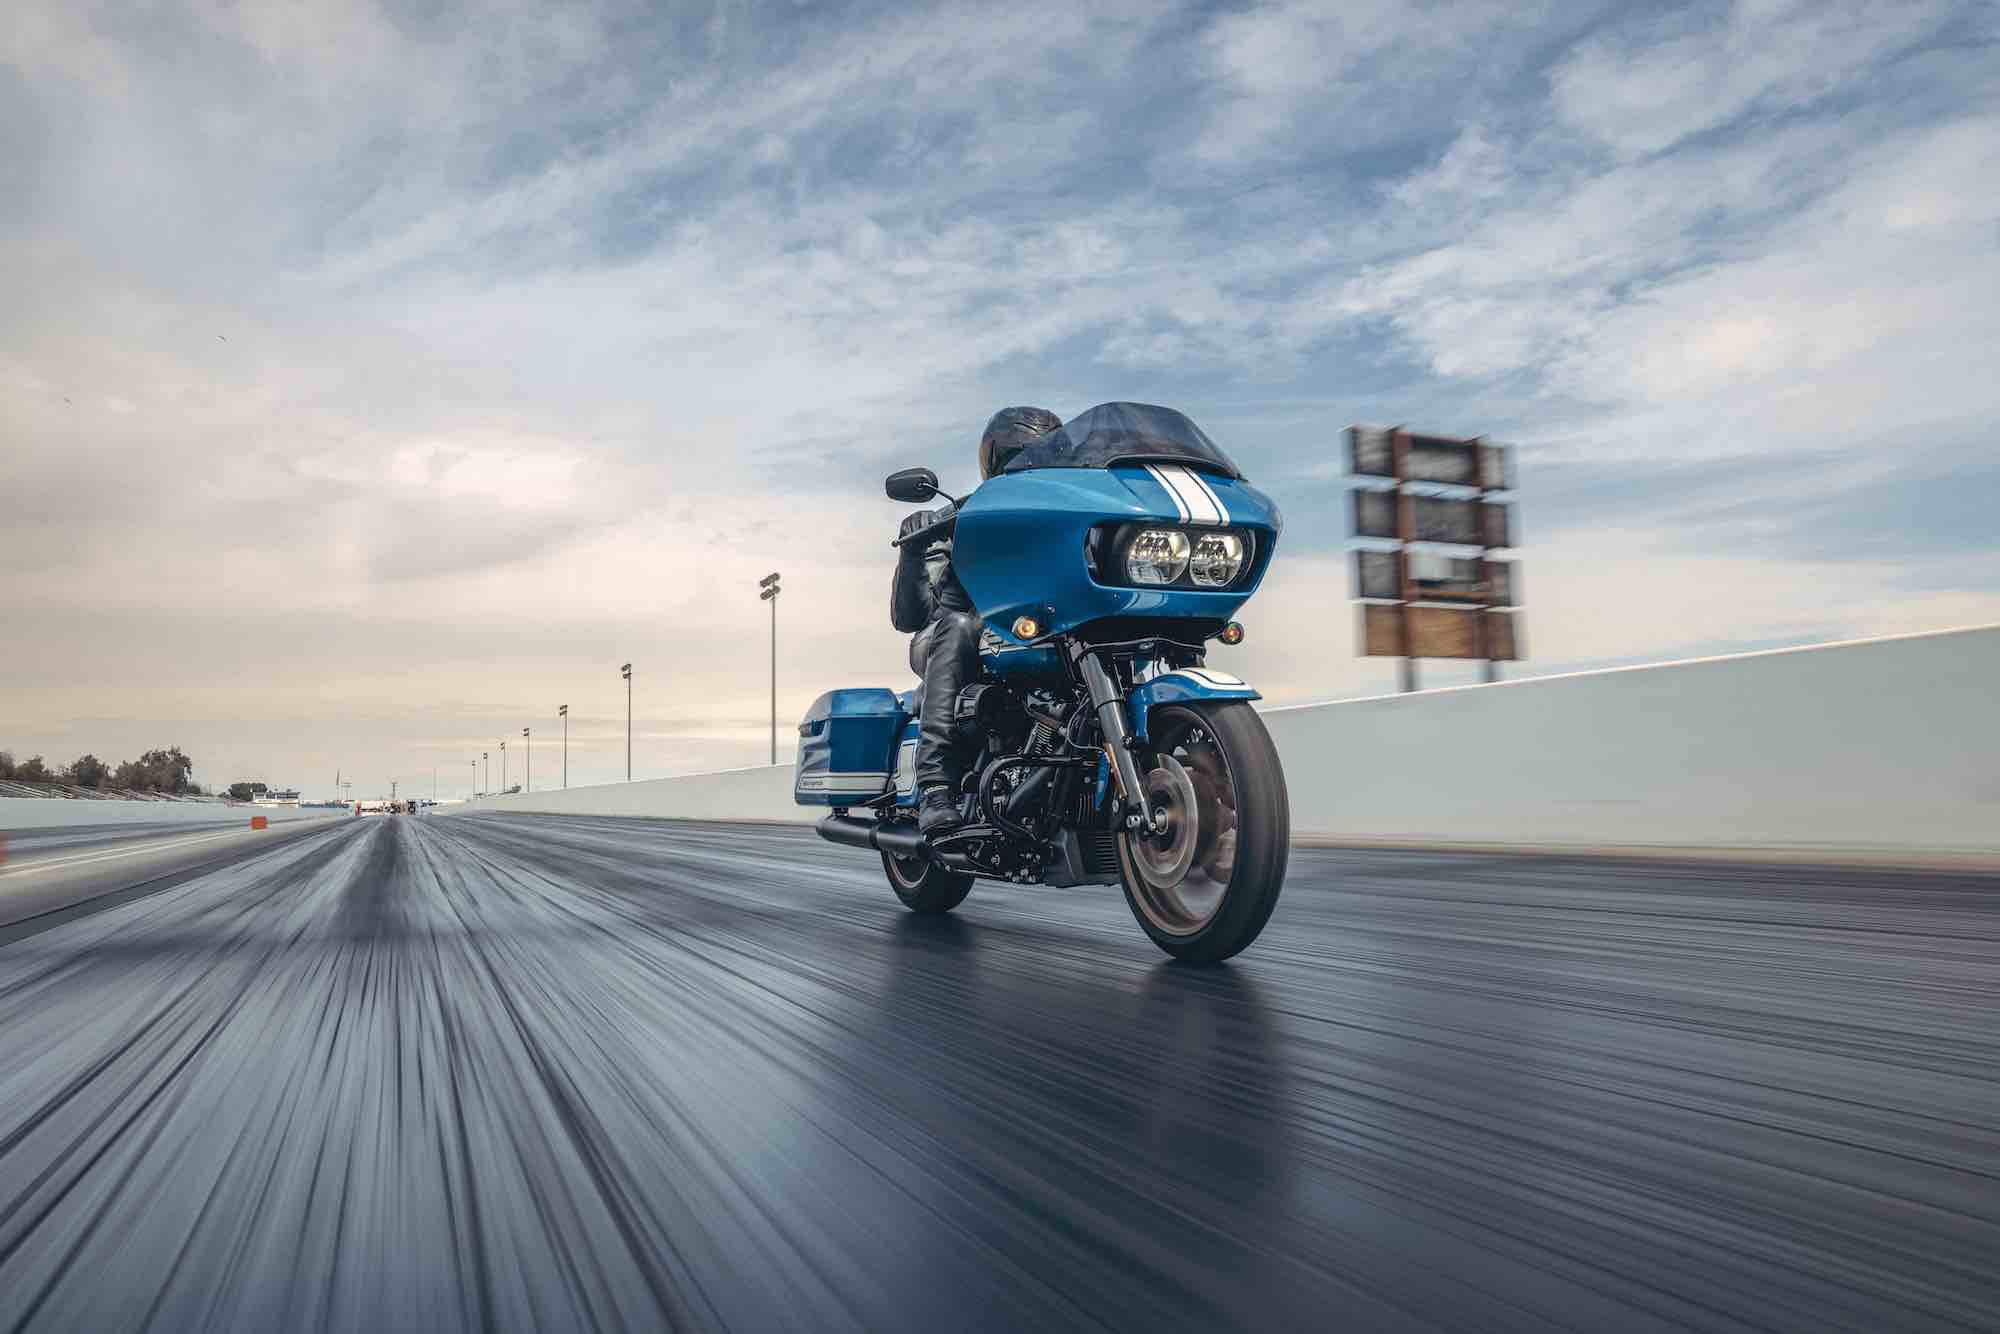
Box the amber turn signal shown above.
[1217,621,1245,646]
[1012,616,1042,640]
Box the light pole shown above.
[523,727,531,792]
[482,751,489,795]
[759,572,781,765]
[558,704,569,788]
[500,739,507,792]
[621,663,632,780]
[471,759,477,799]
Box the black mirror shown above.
[885,467,940,503]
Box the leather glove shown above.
[897,503,956,554]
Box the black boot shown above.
[918,787,964,835]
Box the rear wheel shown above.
[882,843,974,914]
[1117,701,1289,962]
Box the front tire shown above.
[882,845,973,914]
[1117,701,1289,962]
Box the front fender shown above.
[1130,669,1261,742]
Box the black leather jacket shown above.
[890,504,962,633]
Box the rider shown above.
[892,406,1064,834]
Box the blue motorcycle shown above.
[795,402,1289,961]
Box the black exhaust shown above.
[817,813,928,859]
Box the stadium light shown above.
[621,663,633,780]
[759,574,781,765]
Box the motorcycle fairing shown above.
[952,466,1281,643]
[1129,669,1261,742]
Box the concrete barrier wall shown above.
[468,764,802,824]
[0,800,342,832]
[463,625,2000,858]
[1266,625,1999,854]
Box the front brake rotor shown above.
[1130,754,1199,890]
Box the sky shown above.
[3,0,1996,799]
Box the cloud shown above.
[2,0,1996,794]
[1328,110,2000,463]
[1188,0,1559,166]
[1550,0,1958,157]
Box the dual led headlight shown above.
[1118,526,1251,588]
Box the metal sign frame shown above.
[1347,425,1522,689]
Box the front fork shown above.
[1069,642,1165,836]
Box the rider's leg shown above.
[915,606,980,832]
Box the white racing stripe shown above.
[1147,464,1226,526]
[1180,466,1231,525]
[1156,464,1211,523]
[1142,464,1190,523]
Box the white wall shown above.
[466,764,802,824]
[0,800,342,832]
[1267,625,1999,854]
[461,625,2000,858]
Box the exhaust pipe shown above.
[817,813,928,859]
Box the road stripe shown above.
[0,827,249,878]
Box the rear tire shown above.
[1117,701,1289,962]
[882,845,973,914]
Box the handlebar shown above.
[889,506,958,549]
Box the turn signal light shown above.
[1217,621,1245,646]
[1012,616,1042,639]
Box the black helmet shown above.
[979,406,1063,479]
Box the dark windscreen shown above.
[1003,402,1242,478]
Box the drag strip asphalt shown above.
[0,812,1994,1332]
[0,816,345,945]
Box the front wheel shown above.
[882,845,974,914]
[1117,701,1290,962]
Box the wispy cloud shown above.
[3,0,1996,792]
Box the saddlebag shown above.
[794,688,904,806]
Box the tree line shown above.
[0,747,204,796]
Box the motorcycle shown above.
[795,402,1289,962]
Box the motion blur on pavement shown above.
[3,816,1994,1331]
[6,0,2000,1330]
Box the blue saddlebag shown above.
[794,688,904,806]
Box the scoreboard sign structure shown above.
[1352,550,1516,607]
[1360,604,1520,661]
[1349,429,1512,489]
[1351,491,1513,548]
[1347,426,1523,690]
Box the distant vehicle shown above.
[800,402,1289,963]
